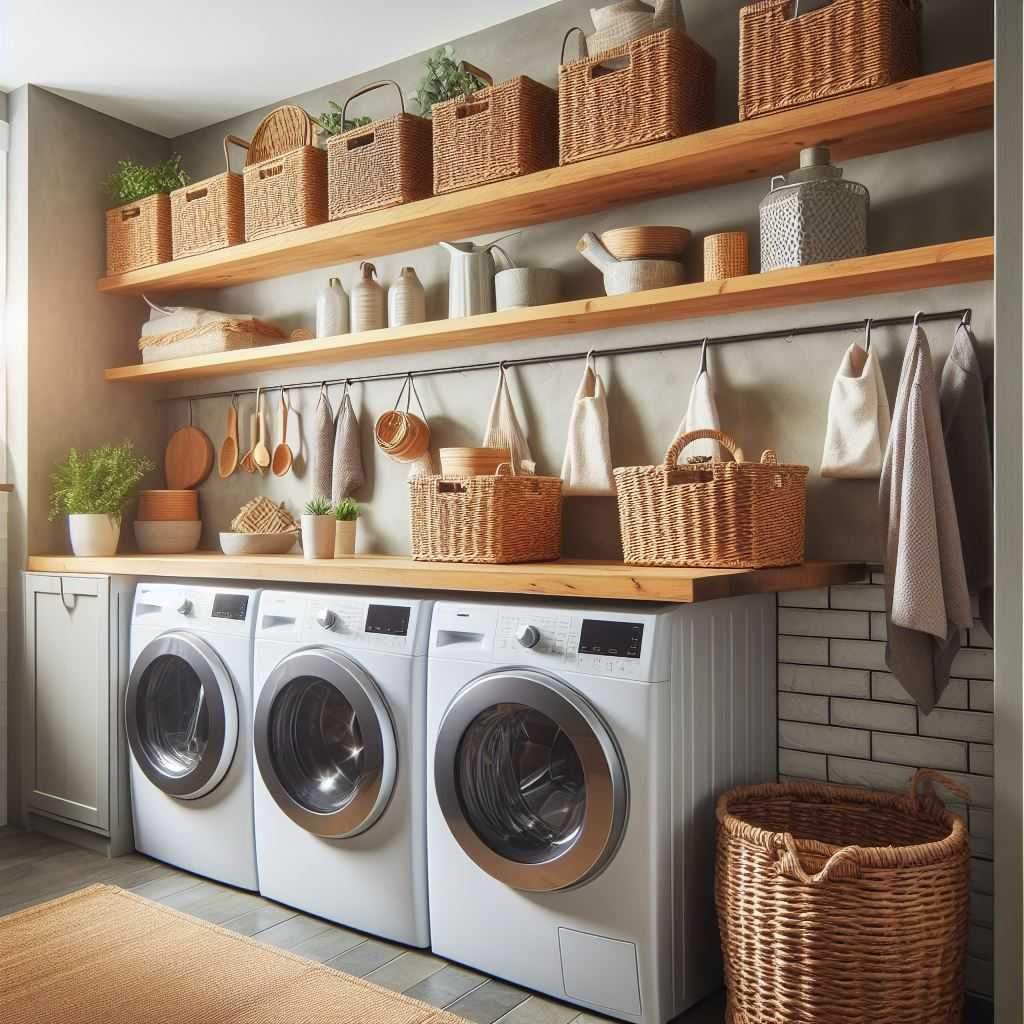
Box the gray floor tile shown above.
[324,937,406,977]
[222,902,298,936]
[288,924,366,963]
[129,872,206,901]
[189,889,267,925]
[252,913,335,950]
[403,963,487,1008]
[365,950,449,992]
[447,980,532,1023]
[495,995,581,1024]
[155,879,229,910]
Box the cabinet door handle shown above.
[59,577,76,612]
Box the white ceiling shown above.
[0,0,559,138]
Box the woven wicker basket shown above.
[614,428,807,568]
[559,28,715,166]
[739,0,921,121]
[704,231,749,280]
[409,466,562,564]
[433,63,558,194]
[171,135,248,260]
[327,80,432,221]
[243,106,326,241]
[716,770,970,1023]
[105,193,171,275]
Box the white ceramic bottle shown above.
[350,262,386,332]
[387,266,426,327]
[315,277,349,338]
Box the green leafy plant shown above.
[409,46,487,117]
[333,498,360,522]
[304,497,333,517]
[103,154,190,206]
[314,101,374,138]
[49,443,154,523]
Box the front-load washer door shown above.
[126,632,239,800]
[434,668,629,893]
[254,649,397,839]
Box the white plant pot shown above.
[68,514,121,557]
[334,519,358,557]
[301,514,336,560]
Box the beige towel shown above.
[674,340,722,460]
[879,324,971,712]
[482,366,535,473]
[311,385,334,501]
[331,386,365,501]
[561,355,616,496]
[821,342,891,478]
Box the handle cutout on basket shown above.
[185,187,209,203]
[347,133,376,150]
[456,101,490,119]
[260,163,284,180]
[121,207,141,221]
[785,0,837,19]
[591,54,631,79]
[437,481,468,494]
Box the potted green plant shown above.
[49,443,154,557]
[409,46,487,116]
[313,101,373,138]
[333,498,360,557]
[301,497,335,559]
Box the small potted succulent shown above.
[333,498,360,557]
[49,443,154,557]
[301,497,336,559]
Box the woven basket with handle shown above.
[716,770,970,1023]
[243,105,327,240]
[432,63,558,194]
[739,0,921,121]
[171,135,248,259]
[614,428,807,568]
[105,193,171,275]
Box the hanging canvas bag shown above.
[561,353,616,496]
[482,365,535,473]
[332,383,365,501]
[674,338,722,460]
[311,384,334,501]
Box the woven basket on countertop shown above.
[432,64,558,194]
[558,27,715,166]
[614,428,807,568]
[739,0,921,120]
[409,465,562,564]
[716,770,970,1023]
[171,135,248,259]
[105,193,171,275]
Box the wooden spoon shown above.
[218,396,240,478]
[240,392,259,474]
[253,388,271,472]
[271,390,294,477]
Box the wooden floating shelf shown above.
[24,554,866,604]
[96,61,994,296]
[105,237,994,383]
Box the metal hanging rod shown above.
[163,306,972,404]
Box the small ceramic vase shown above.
[387,267,426,327]
[350,262,386,332]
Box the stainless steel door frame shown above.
[125,632,237,800]
[434,668,629,892]
[254,648,397,839]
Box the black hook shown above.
[912,311,924,329]
[698,338,710,375]
[863,318,872,352]
[960,308,972,329]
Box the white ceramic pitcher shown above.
[439,233,519,318]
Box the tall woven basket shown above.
[716,771,970,1023]
[614,429,807,568]
[739,0,921,120]
[105,193,171,275]
[171,135,248,259]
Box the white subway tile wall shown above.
[777,578,994,999]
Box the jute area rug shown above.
[0,884,470,1024]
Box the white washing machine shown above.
[253,589,433,947]
[126,582,259,890]
[427,595,777,1024]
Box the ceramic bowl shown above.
[602,259,686,295]
[219,531,297,556]
[134,520,202,554]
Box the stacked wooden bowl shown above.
[439,448,511,477]
[135,490,202,553]
[600,226,691,261]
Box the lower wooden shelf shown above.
[25,553,866,604]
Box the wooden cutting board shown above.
[165,426,214,490]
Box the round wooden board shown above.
[165,426,214,490]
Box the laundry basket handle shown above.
[459,61,494,88]
[665,429,744,467]
[909,768,971,804]
[222,134,250,173]
[775,832,863,885]
[342,80,405,127]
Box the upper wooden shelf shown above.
[97,61,994,296]
[104,237,994,382]
[25,554,866,604]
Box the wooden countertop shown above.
[25,553,865,604]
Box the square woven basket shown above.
[244,146,326,241]
[559,28,715,166]
[105,194,171,275]
[738,0,921,120]
[171,135,248,259]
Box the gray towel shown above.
[879,324,972,712]
[311,386,334,501]
[332,388,365,501]
[939,323,994,639]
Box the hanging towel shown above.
[311,385,334,501]
[332,385,365,501]
[879,323,971,712]
[820,342,891,478]
[561,354,616,496]
[939,322,994,639]
[482,366,535,474]
[674,340,722,460]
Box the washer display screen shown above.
[366,604,410,636]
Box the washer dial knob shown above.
[316,608,337,631]
[516,624,541,649]
[177,599,193,617]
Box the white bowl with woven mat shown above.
[220,532,297,556]
[134,520,202,554]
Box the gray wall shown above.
[161,0,994,564]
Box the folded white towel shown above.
[821,342,891,478]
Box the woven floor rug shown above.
[0,884,468,1024]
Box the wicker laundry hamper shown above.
[716,770,971,1023]
[105,193,171,275]
[171,135,248,259]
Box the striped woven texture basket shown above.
[171,135,248,259]
[703,231,749,281]
[105,194,171,275]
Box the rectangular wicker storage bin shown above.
[171,135,248,260]
[433,71,558,194]
[409,470,563,564]
[244,146,326,241]
[105,194,171,275]
[739,0,921,120]
[614,429,808,568]
[559,28,715,166]
[328,80,432,221]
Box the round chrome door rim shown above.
[125,631,237,801]
[434,668,629,893]
[254,648,397,839]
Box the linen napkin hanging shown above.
[674,339,722,460]
[311,384,334,501]
[820,323,891,478]
[331,383,365,501]
[561,353,616,496]
[482,365,535,473]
